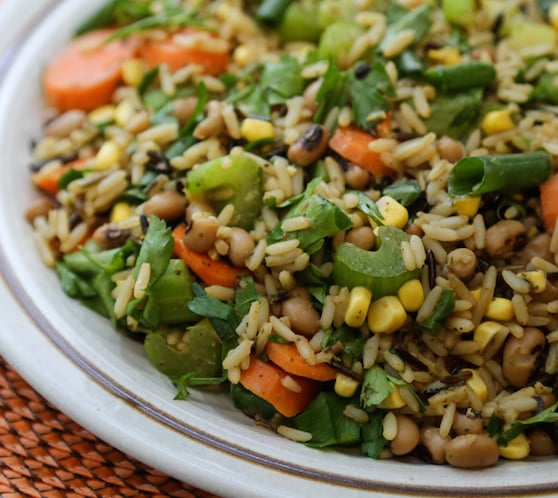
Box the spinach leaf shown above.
[361,411,387,458]
[294,392,361,447]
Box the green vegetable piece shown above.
[73,0,152,36]
[150,259,199,324]
[530,72,558,104]
[317,1,358,29]
[333,226,420,298]
[278,3,322,43]
[361,411,387,458]
[417,288,455,334]
[448,151,551,197]
[186,154,263,230]
[442,0,476,27]
[497,401,558,446]
[144,318,222,378]
[256,0,295,25]
[425,61,496,91]
[231,383,278,420]
[318,20,365,69]
[293,392,361,447]
[260,56,305,106]
[379,4,432,57]
[425,89,482,139]
[360,365,393,409]
[508,21,557,51]
[382,179,422,207]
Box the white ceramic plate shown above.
[1,1,557,496]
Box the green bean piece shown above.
[448,151,552,197]
[425,61,496,91]
[256,0,295,25]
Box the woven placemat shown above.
[0,357,219,498]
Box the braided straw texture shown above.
[0,357,219,498]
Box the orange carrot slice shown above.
[239,357,320,417]
[43,29,138,111]
[172,224,250,288]
[329,125,395,177]
[266,342,337,381]
[540,173,558,231]
[140,28,229,75]
[31,157,91,196]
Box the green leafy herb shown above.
[321,326,365,360]
[57,167,88,190]
[231,383,278,419]
[74,0,153,36]
[382,180,422,207]
[379,4,432,57]
[361,411,387,458]
[498,401,558,446]
[138,66,160,97]
[294,392,361,447]
[355,191,384,225]
[417,288,455,334]
[55,262,97,299]
[256,0,295,25]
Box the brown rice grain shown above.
[114,274,135,319]
[393,132,436,161]
[254,322,273,357]
[222,104,241,139]
[382,29,416,58]
[32,232,56,267]
[401,240,416,271]
[417,285,444,323]
[503,269,534,293]
[281,375,302,393]
[281,216,311,232]
[205,285,236,302]
[269,316,297,342]
[343,405,370,424]
[227,366,241,385]
[383,411,398,441]
[222,339,253,370]
[439,402,456,438]
[276,425,313,442]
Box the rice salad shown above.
[26,0,558,468]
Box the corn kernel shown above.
[473,321,506,353]
[334,373,360,398]
[345,286,372,328]
[550,3,558,30]
[95,141,122,170]
[114,99,134,128]
[454,196,481,218]
[470,288,482,300]
[240,118,275,142]
[481,109,515,135]
[485,297,514,321]
[367,296,407,334]
[110,202,133,223]
[397,279,424,312]
[499,433,530,460]
[463,368,488,402]
[517,270,547,294]
[233,45,253,67]
[379,383,406,409]
[427,47,461,66]
[88,105,115,125]
[121,58,145,87]
[375,195,409,229]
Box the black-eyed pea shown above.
[281,296,320,337]
[345,226,376,250]
[445,434,499,469]
[44,110,86,138]
[452,410,483,435]
[344,163,371,190]
[436,136,464,163]
[173,96,198,125]
[485,219,526,259]
[227,227,255,268]
[420,426,451,464]
[502,327,546,388]
[527,429,555,457]
[92,223,131,249]
[447,248,477,280]
[183,216,219,253]
[390,415,420,456]
[143,190,187,221]
[25,196,58,223]
[287,124,330,167]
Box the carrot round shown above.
[239,357,320,417]
[329,125,395,177]
[172,224,250,288]
[140,28,229,75]
[43,29,138,111]
[266,342,337,381]
[32,157,91,196]
[540,173,558,231]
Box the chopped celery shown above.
[144,318,222,377]
[332,226,420,298]
[318,20,365,69]
[508,21,557,51]
[317,1,358,29]
[186,155,263,230]
[442,0,476,27]
[278,3,322,43]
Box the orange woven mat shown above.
[0,357,219,498]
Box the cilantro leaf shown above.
[361,411,387,458]
[498,401,558,446]
[361,365,393,408]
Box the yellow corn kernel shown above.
[499,433,530,460]
[114,99,135,128]
[379,383,406,409]
[345,286,373,328]
[334,373,360,398]
[397,279,424,312]
[550,3,558,30]
[473,321,506,353]
[240,118,275,142]
[427,47,461,66]
[463,368,488,402]
[375,195,409,229]
[233,45,253,67]
[481,109,515,135]
[367,296,407,334]
[454,196,481,218]
[517,270,547,294]
[95,141,122,170]
[88,104,115,125]
[110,202,133,223]
[485,297,514,322]
[121,58,145,87]
[470,288,482,300]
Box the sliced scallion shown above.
[425,61,496,91]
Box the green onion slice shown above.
[448,151,551,197]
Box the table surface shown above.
[0,1,219,496]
